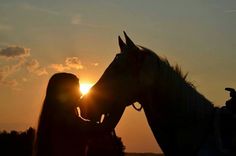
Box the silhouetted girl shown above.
[34,73,98,156]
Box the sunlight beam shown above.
[80,83,93,95]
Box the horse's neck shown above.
[139,60,215,155]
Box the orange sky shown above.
[0,0,236,153]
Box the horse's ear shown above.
[123,31,136,49]
[118,36,126,53]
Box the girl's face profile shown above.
[56,81,81,108]
[70,83,82,106]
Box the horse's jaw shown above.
[100,105,126,131]
[79,94,101,122]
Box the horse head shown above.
[79,32,150,127]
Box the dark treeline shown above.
[0,127,125,156]
[0,127,35,156]
[126,154,163,156]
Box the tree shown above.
[0,127,35,156]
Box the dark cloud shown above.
[0,46,30,59]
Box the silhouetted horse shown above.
[79,32,235,156]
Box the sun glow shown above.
[80,83,93,95]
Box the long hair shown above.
[34,73,80,156]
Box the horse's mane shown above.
[139,46,216,112]
[139,46,194,88]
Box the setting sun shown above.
[80,83,93,95]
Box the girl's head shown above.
[44,72,81,110]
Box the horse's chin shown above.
[80,109,102,123]
[79,110,88,120]
[89,114,102,123]
[80,109,105,124]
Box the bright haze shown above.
[80,83,93,95]
[0,0,235,153]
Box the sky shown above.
[0,0,236,153]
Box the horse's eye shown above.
[115,54,121,59]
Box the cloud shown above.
[0,59,25,81]
[0,45,48,89]
[0,46,34,84]
[65,57,84,69]
[0,63,22,87]
[0,42,9,47]
[49,64,70,72]
[224,9,236,13]
[25,59,48,76]
[0,79,18,87]
[0,46,30,59]
[0,66,10,81]
[21,3,60,16]
[0,58,47,88]
[34,67,48,76]
[22,78,28,82]
[91,62,99,66]
[70,14,108,29]
[71,15,82,25]
[25,59,39,72]
[0,24,12,31]
[49,57,84,72]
